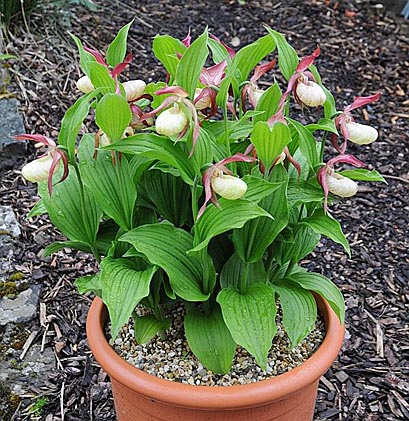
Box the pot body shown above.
[86,296,344,421]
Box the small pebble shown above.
[111,303,325,386]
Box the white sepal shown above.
[251,87,265,106]
[275,152,286,166]
[155,104,188,136]
[22,155,57,183]
[296,81,326,107]
[76,76,94,94]
[345,122,378,145]
[211,174,248,200]
[99,127,134,147]
[123,80,146,102]
[326,172,358,197]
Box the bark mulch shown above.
[1,0,408,419]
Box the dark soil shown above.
[1,0,408,420]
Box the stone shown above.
[0,206,21,238]
[0,98,27,171]
[0,285,41,325]
[0,343,56,394]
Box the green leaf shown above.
[242,175,283,202]
[290,271,345,324]
[106,21,133,67]
[176,29,209,99]
[217,34,276,105]
[95,93,131,142]
[43,241,91,257]
[220,253,267,289]
[251,121,291,171]
[120,224,212,301]
[266,28,299,80]
[273,281,317,347]
[103,133,196,185]
[287,179,324,207]
[75,274,102,296]
[306,118,338,135]
[340,169,387,183]
[232,165,289,262]
[138,170,191,227]
[80,151,137,230]
[101,257,157,338]
[70,33,97,77]
[152,35,186,80]
[184,306,236,374]
[189,126,214,173]
[254,82,282,124]
[27,200,47,218]
[133,314,171,344]
[191,199,272,253]
[301,209,350,256]
[38,168,101,245]
[288,118,319,170]
[88,62,116,94]
[208,38,231,63]
[58,91,96,162]
[217,283,277,369]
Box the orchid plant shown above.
[20,23,385,374]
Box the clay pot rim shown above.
[87,295,344,410]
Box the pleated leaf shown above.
[95,93,132,142]
[152,35,186,79]
[133,314,171,345]
[287,179,324,208]
[254,82,282,124]
[288,118,319,170]
[273,281,317,347]
[185,306,236,374]
[103,134,196,185]
[242,175,283,203]
[340,169,387,183]
[301,209,350,256]
[106,21,133,67]
[120,223,211,301]
[39,169,101,245]
[217,283,277,369]
[176,29,209,99]
[80,152,137,231]
[75,274,102,296]
[232,165,289,263]
[251,121,291,172]
[266,28,299,80]
[191,199,272,253]
[88,62,116,94]
[220,253,267,289]
[100,257,157,338]
[290,271,345,324]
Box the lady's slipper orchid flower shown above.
[198,153,256,219]
[317,154,366,212]
[294,76,326,107]
[155,103,188,137]
[97,126,134,147]
[332,93,381,153]
[141,86,200,154]
[241,59,276,110]
[76,75,94,93]
[15,134,68,194]
[194,60,227,116]
[122,80,146,102]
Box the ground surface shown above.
[1,0,408,419]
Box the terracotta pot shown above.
[86,295,344,421]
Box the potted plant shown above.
[19,23,385,420]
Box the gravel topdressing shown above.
[111,305,325,386]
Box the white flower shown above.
[22,155,57,183]
[211,173,247,200]
[326,172,358,197]
[275,152,286,166]
[155,104,188,136]
[296,80,326,107]
[123,80,146,102]
[99,127,134,147]
[345,122,378,145]
[76,76,94,94]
